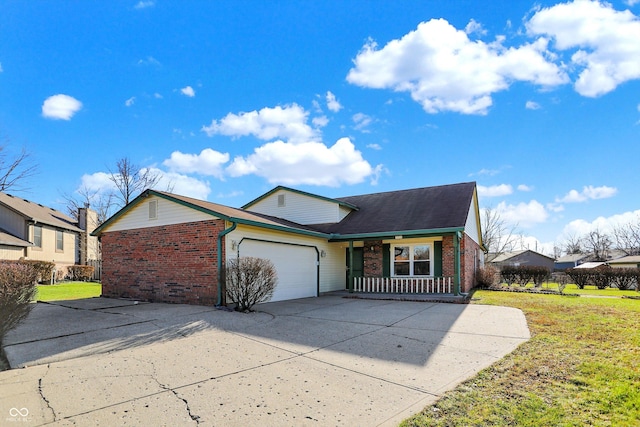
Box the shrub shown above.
[500,265,520,286]
[67,265,95,281]
[500,265,550,287]
[225,257,278,312]
[0,261,38,342]
[609,268,639,290]
[591,265,612,289]
[566,268,591,289]
[476,265,499,288]
[18,260,55,283]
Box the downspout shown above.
[348,240,354,293]
[454,231,469,297]
[217,220,237,306]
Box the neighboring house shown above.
[608,255,640,269]
[554,253,594,270]
[573,261,606,269]
[92,181,485,305]
[0,192,99,277]
[487,249,555,271]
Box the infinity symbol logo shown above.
[9,407,29,417]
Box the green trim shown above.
[92,189,330,240]
[217,221,237,306]
[241,185,359,211]
[328,227,465,242]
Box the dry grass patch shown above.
[401,291,640,426]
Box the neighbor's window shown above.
[33,225,42,248]
[56,230,64,251]
[392,244,431,276]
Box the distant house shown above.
[487,249,555,271]
[0,192,99,277]
[573,261,606,269]
[554,253,593,271]
[608,256,640,269]
[92,181,485,306]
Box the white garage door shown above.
[238,240,318,302]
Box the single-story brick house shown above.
[92,181,485,305]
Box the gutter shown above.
[216,221,237,306]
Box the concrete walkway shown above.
[1,296,529,426]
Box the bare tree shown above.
[562,233,584,255]
[108,157,161,207]
[60,185,115,225]
[481,207,520,255]
[0,144,37,193]
[583,228,612,261]
[612,216,640,256]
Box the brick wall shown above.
[442,233,482,293]
[101,219,224,305]
[363,240,383,276]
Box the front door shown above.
[345,247,364,289]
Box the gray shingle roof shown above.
[313,182,476,236]
[0,192,82,232]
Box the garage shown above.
[237,239,318,302]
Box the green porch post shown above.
[348,240,354,293]
[454,231,461,296]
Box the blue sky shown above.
[1,0,639,254]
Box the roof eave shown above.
[328,226,465,242]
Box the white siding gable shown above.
[102,195,215,233]
[464,195,481,245]
[247,189,351,225]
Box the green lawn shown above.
[36,282,102,301]
[401,290,640,426]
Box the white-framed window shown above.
[33,225,42,248]
[56,230,64,252]
[392,244,431,276]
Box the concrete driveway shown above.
[1,296,529,426]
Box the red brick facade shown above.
[360,234,482,293]
[101,220,224,305]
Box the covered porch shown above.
[338,229,469,297]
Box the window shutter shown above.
[434,241,443,277]
[382,243,390,277]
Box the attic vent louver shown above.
[277,194,285,207]
[149,200,158,220]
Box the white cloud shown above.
[367,143,382,150]
[312,115,329,128]
[125,97,136,107]
[353,112,373,132]
[153,169,211,200]
[465,19,487,36]
[0,62,3,72]
[527,0,640,97]
[154,92,163,99]
[181,86,195,97]
[626,0,640,6]
[556,185,617,203]
[496,200,549,228]
[202,104,318,144]
[162,148,229,179]
[478,184,513,197]
[138,56,160,66]
[42,94,83,120]
[347,20,567,115]
[525,100,541,110]
[326,91,343,112]
[562,209,640,237]
[518,184,534,192]
[226,137,379,187]
[134,1,154,9]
